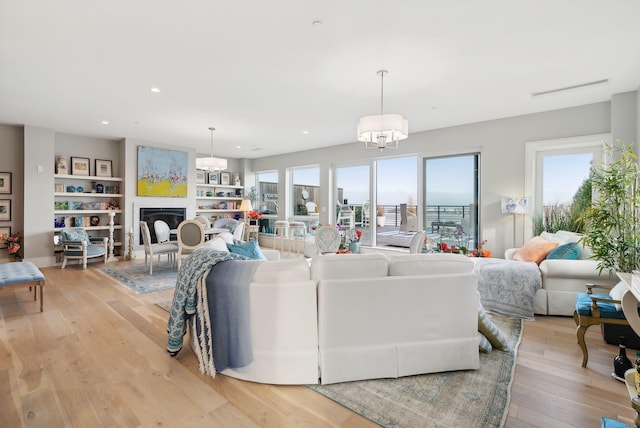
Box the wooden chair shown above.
[573,282,629,367]
[176,220,205,270]
[60,227,108,269]
[140,221,178,275]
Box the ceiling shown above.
[1,1,640,159]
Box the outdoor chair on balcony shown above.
[399,203,418,233]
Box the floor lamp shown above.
[501,197,528,248]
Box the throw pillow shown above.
[513,236,559,264]
[222,222,238,234]
[478,305,508,351]
[227,240,267,260]
[546,242,580,260]
[478,332,493,353]
[204,237,229,253]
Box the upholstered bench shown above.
[0,261,46,312]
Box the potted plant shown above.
[376,205,386,227]
[581,143,640,274]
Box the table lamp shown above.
[240,199,253,223]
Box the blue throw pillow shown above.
[546,242,580,260]
[227,240,267,260]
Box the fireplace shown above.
[139,207,186,244]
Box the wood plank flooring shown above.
[0,261,637,427]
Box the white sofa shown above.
[505,230,618,316]
[206,252,480,385]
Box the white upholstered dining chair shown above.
[140,221,179,275]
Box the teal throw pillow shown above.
[227,240,267,260]
[546,242,580,260]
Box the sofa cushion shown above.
[513,236,559,264]
[227,240,267,260]
[546,242,580,260]
[311,253,388,281]
[387,253,473,276]
[252,259,310,283]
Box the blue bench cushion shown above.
[0,261,45,286]
[64,245,106,257]
[576,292,626,319]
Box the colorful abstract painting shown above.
[137,146,188,197]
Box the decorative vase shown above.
[349,242,360,253]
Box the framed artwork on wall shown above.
[0,172,11,194]
[0,199,11,221]
[0,226,9,248]
[220,172,230,185]
[71,157,90,176]
[208,172,219,185]
[196,169,206,184]
[95,159,112,177]
[136,146,188,197]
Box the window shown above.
[424,154,479,251]
[290,166,320,230]
[336,164,371,245]
[256,171,278,233]
[526,134,607,239]
[376,157,418,246]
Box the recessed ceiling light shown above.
[101,120,109,125]
[303,130,309,135]
[150,87,160,93]
[236,145,242,149]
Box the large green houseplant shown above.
[581,143,640,274]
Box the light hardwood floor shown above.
[0,261,636,427]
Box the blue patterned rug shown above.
[99,262,177,294]
[308,313,522,428]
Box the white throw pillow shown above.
[217,232,235,244]
[204,237,229,252]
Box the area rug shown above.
[99,262,177,294]
[309,313,522,428]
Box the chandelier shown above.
[357,70,408,150]
[196,127,227,171]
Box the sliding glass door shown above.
[335,164,371,245]
[424,154,479,252]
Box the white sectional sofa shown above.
[505,230,618,316]
[209,252,480,385]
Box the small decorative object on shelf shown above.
[613,336,633,382]
[56,155,68,174]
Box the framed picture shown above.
[71,157,90,176]
[208,172,219,185]
[196,169,206,184]
[95,159,112,177]
[221,172,231,185]
[0,172,11,194]
[0,226,9,248]
[0,199,10,221]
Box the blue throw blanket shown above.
[167,248,251,360]
[193,259,263,374]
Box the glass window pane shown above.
[376,157,417,248]
[256,171,278,234]
[336,165,371,245]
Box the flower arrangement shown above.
[247,211,262,220]
[0,231,23,259]
[470,240,492,258]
